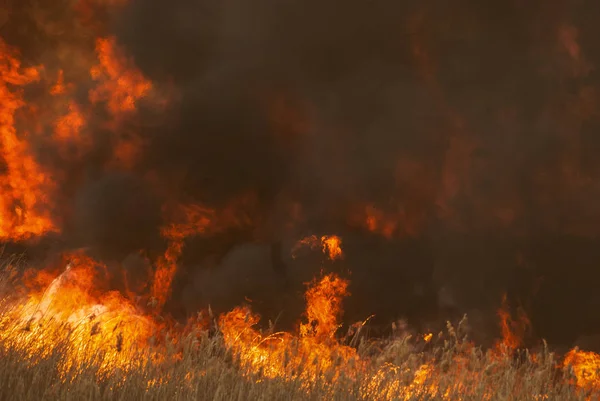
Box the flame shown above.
[1,2,600,398]
[54,102,86,143]
[564,349,600,393]
[363,205,398,239]
[299,274,348,341]
[89,37,152,116]
[0,244,597,399]
[321,235,343,261]
[90,36,155,170]
[150,205,214,309]
[292,234,344,260]
[494,294,530,353]
[219,272,455,400]
[151,198,257,310]
[0,252,156,379]
[219,273,358,388]
[0,39,57,240]
[50,70,68,96]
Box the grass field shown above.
[0,256,597,401]
[0,320,593,400]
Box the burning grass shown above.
[2,1,600,399]
[0,254,598,401]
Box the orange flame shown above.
[299,273,349,341]
[494,294,530,353]
[90,37,152,116]
[0,39,57,240]
[292,234,344,260]
[54,102,86,143]
[0,252,155,379]
[151,198,257,310]
[564,349,600,393]
[219,273,357,386]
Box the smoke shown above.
[3,0,600,348]
[71,173,163,260]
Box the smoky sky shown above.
[4,0,600,348]
[109,0,600,234]
[109,0,600,347]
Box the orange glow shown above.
[54,102,86,143]
[0,242,596,399]
[90,37,152,115]
[364,205,398,239]
[151,198,257,310]
[494,294,530,353]
[321,235,343,261]
[0,252,156,379]
[299,274,348,341]
[0,39,57,240]
[0,2,599,399]
[88,36,155,171]
[564,349,600,393]
[150,240,184,310]
[50,70,68,96]
[219,273,358,388]
[150,205,213,309]
[292,234,344,260]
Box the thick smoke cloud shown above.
[71,173,163,260]
[4,0,600,348]
[104,0,600,346]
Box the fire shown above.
[151,204,214,310]
[2,1,600,399]
[89,37,152,116]
[219,273,358,388]
[150,240,184,310]
[50,70,68,96]
[0,39,57,240]
[89,36,156,170]
[351,204,399,239]
[494,294,530,353]
[321,235,344,261]
[564,349,600,393]
[299,274,348,341]
[0,242,597,399]
[0,252,156,379]
[151,199,257,310]
[54,102,86,143]
[293,234,344,261]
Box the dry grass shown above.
[0,259,594,401]
[0,312,593,400]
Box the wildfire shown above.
[362,205,398,239]
[151,199,257,310]
[0,239,597,399]
[1,0,600,399]
[564,349,600,393]
[0,252,156,380]
[218,273,358,393]
[89,37,152,116]
[293,234,344,261]
[494,294,531,353]
[0,39,57,241]
[150,205,214,310]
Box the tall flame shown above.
[0,39,56,240]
